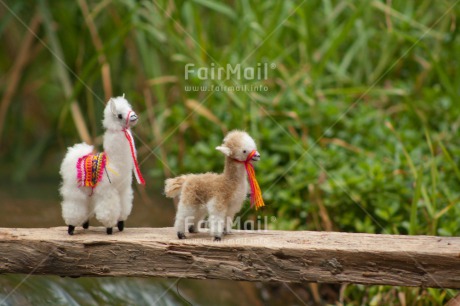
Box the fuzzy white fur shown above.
[59,95,140,235]
[165,130,260,241]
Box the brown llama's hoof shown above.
[188,225,197,233]
[68,225,75,235]
[82,221,89,229]
[106,227,113,235]
[117,221,124,232]
[177,232,186,239]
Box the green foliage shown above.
[1,0,460,303]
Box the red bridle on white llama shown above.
[123,110,145,185]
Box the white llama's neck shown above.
[103,129,134,173]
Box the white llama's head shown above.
[216,130,260,162]
[103,95,139,130]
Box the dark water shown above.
[0,180,266,306]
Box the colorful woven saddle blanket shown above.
[77,152,107,188]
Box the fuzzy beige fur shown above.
[164,130,260,241]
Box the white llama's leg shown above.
[118,183,134,232]
[83,201,96,230]
[208,201,227,241]
[174,201,196,239]
[61,187,91,235]
[93,187,121,234]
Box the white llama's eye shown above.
[243,150,247,154]
[117,114,123,119]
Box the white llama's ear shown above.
[109,98,117,116]
[216,145,231,156]
[122,93,125,99]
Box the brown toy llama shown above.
[164,130,264,241]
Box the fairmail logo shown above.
[185,62,276,81]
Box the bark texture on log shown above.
[0,227,459,288]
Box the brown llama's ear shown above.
[109,98,117,116]
[216,145,231,156]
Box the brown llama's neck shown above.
[223,156,246,183]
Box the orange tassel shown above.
[238,150,265,210]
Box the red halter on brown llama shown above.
[59,94,145,235]
[164,130,264,241]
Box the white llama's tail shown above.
[164,175,188,198]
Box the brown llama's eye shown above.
[118,114,123,119]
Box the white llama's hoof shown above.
[117,221,124,232]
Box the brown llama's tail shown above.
[164,175,188,198]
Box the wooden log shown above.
[0,227,459,288]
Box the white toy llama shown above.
[164,130,264,241]
[59,95,145,235]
